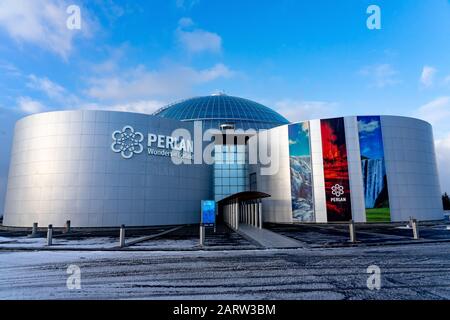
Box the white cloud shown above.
[27,74,66,100]
[97,0,126,21]
[21,69,165,114]
[420,65,437,87]
[89,46,126,74]
[196,63,234,82]
[415,96,450,130]
[273,99,338,123]
[26,74,80,107]
[178,17,194,28]
[82,100,166,115]
[0,0,91,59]
[16,97,46,114]
[0,61,21,76]
[415,97,450,193]
[176,18,222,54]
[176,0,200,9]
[85,63,234,101]
[444,75,450,86]
[359,64,400,88]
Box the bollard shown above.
[30,222,38,237]
[349,220,356,243]
[199,225,205,246]
[64,220,71,234]
[412,219,419,240]
[119,224,126,248]
[47,224,53,246]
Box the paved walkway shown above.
[237,224,303,248]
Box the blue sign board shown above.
[201,200,216,226]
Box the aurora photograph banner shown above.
[288,122,314,222]
[357,116,390,222]
[320,118,352,221]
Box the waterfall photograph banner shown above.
[357,116,390,222]
[321,118,352,222]
[288,122,314,222]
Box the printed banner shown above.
[321,118,352,221]
[357,116,390,222]
[288,122,314,222]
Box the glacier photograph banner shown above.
[288,122,314,222]
[357,116,390,222]
[321,118,352,222]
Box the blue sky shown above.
[0,0,450,212]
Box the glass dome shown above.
[153,94,289,130]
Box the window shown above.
[213,141,249,201]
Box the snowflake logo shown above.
[331,184,345,197]
[111,125,144,159]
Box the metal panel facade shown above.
[3,110,211,227]
[253,116,443,223]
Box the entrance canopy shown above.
[218,191,270,230]
[217,191,270,205]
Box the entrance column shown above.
[231,202,235,229]
[255,200,259,228]
[255,201,258,227]
[244,202,247,224]
[253,200,257,228]
[249,203,254,226]
[244,201,248,224]
[253,201,256,226]
[258,199,263,229]
[239,202,242,223]
[231,201,234,229]
[253,200,258,227]
[229,204,231,227]
[225,204,228,226]
[236,200,239,230]
[233,202,235,229]
[246,202,249,224]
[231,202,233,229]
[235,201,237,229]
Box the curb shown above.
[309,238,450,249]
[0,245,262,252]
